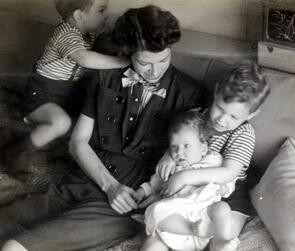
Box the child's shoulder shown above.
[234,121,255,135]
[52,22,81,38]
[229,121,255,142]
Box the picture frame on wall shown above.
[263,3,295,47]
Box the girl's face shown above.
[209,93,256,132]
[131,48,171,83]
[81,0,108,32]
[169,127,207,167]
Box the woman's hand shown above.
[156,152,176,181]
[161,171,187,197]
[106,183,139,214]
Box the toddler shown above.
[137,111,236,251]
[4,0,129,165]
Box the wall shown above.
[0,10,54,84]
[1,0,294,42]
[0,0,59,24]
[107,0,248,40]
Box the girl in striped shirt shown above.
[5,0,129,162]
[143,62,271,251]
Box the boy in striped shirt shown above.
[144,62,270,251]
[5,0,129,162]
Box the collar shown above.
[121,68,166,98]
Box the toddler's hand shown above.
[133,187,146,203]
[156,153,176,181]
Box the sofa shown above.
[1,9,295,250]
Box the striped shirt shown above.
[209,122,255,180]
[36,22,96,81]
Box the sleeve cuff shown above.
[140,182,156,197]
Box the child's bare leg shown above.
[2,102,68,166]
[141,235,168,251]
[157,213,193,235]
[208,201,232,240]
[208,202,247,251]
[2,240,28,251]
[26,103,72,148]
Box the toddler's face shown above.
[81,0,108,32]
[209,93,255,132]
[169,127,206,167]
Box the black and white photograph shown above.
[0,0,294,250]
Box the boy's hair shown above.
[55,0,93,21]
[113,5,181,56]
[216,61,270,113]
[169,110,208,143]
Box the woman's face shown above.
[131,48,171,83]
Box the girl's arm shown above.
[70,49,130,69]
[69,114,138,213]
[162,159,243,197]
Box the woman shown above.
[2,5,207,251]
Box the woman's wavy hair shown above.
[113,5,181,56]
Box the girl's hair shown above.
[169,110,208,143]
[216,61,270,113]
[113,5,181,56]
[55,0,93,21]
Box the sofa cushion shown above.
[251,137,295,250]
[251,70,295,171]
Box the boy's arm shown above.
[162,159,244,197]
[69,114,138,214]
[55,30,130,69]
[70,49,130,69]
